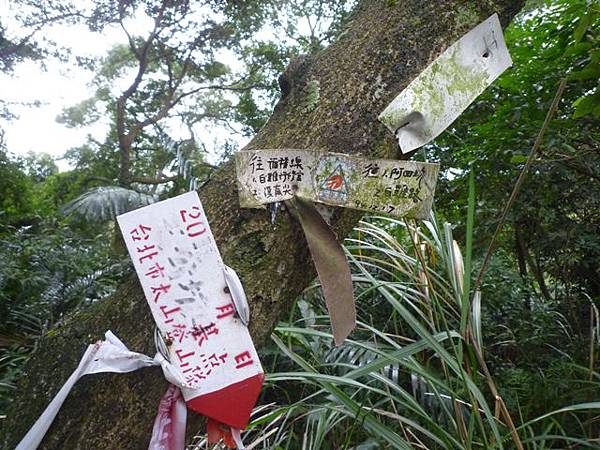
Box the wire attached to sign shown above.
[154,326,171,361]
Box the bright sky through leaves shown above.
[0,3,249,170]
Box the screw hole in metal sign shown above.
[393,111,425,139]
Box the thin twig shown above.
[466,79,567,450]
[472,78,567,294]
[131,175,179,185]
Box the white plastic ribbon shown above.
[16,331,178,450]
[15,330,248,450]
[231,428,246,449]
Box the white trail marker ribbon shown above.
[148,385,187,450]
[16,328,245,450]
[379,13,512,153]
[15,331,165,450]
[117,191,264,430]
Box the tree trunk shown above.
[1,1,524,449]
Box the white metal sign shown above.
[117,192,263,427]
[379,13,512,153]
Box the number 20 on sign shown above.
[117,191,264,429]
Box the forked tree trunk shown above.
[2,1,524,448]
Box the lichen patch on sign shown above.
[379,13,512,153]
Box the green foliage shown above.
[0,153,131,414]
[64,140,121,181]
[242,215,600,449]
[0,151,34,224]
[33,171,88,213]
[95,44,138,81]
[234,90,269,134]
[302,80,321,113]
[2,0,600,446]
[430,0,600,326]
[0,220,129,414]
[0,0,360,422]
[22,151,58,181]
[0,19,44,73]
[42,0,358,187]
[56,98,101,128]
[569,2,600,118]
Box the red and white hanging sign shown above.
[117,191,264,430]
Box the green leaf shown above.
[270,334,415,450]
[573,92,600,119]
[510,155,528,164]
[60,186,156,222]
[562,41,592,58]
[517,402,600,430]
[568,62,600,81]
[461,170,475,332]
[573,12,592,43]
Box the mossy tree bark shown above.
[2,1,524,449]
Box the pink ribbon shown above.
[148,385,188,450]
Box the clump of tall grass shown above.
[225,193,600,448]
[189,178,599,449]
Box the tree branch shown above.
[118,7,140,61]
[116,3,168,186]
[554,158,600,182]
[83,176,116,187]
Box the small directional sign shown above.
[235,150,439,219]
[314,154,439,219]
[235,149,319,207]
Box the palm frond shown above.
[60,186,156,222]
